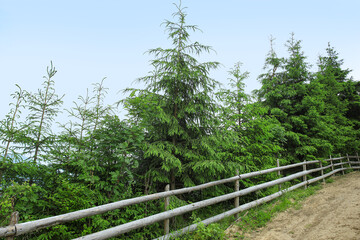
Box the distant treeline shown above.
[0,2,359,239]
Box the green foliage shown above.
[171,213,227,240]
[0,84,27,159]
[216,62,284,182]
[124,1,224,191]
[308,43,355,155]
[260,33,313,162]
[0,156,38,189]
[183,222,226,240]
[256,34,359,163]
[23,62,64,164]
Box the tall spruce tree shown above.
[257,34,314,162]
[256,36,285,105]
[318,44,360,152]
[317,43,351,111]
[217,62,284,174]
[124,2,222,190]
[312,43,354,154]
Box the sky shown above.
[1,0,359,122]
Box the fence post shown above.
[164,184,170,235]
[5,211,19,240]
[303,161,307,189]
[347,153,351,169]
[330,155,334,172]
[319,160,325,184]
[276,159,281,191]
[357,152,360,170]
[234,170,240,219]
[339,153,345,175]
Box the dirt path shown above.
[227,171,360,240]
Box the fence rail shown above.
[1,154,359,239]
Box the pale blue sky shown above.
[1,0,359,121]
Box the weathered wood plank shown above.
[303,161,307,189]
[163,184,170,235]
[234,169,239,219]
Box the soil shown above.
[225,171,360,240]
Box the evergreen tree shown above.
[124,2,222,190]
[257,34,314,162]
[216,62,251,172]
[0,85,28,188]
[343,79,360,152]
[23,62,64,164]
[317,45,360,152]
[312,43,354,154]
[217,62,250,130]
[52,79,113,184]
[217,62,284,174]
[256,36,285,105]
[317,43,351,111]
[0,85,27,159]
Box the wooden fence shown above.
[1,154,359,239]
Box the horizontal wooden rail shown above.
[155,168,347,240]
[157,165,360,239]
[0,155,358,239]
[349,161,360,164]
[73,164,341,240]
[0,160,323,237]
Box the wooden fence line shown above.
[0,159,321,237]
[0,155,359,239]
[73,167,330,240]
[155,167,347,240]
[157,165,360,240]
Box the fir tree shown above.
[124,2,222,190]
[312,43,354,154]
[217,62,283,173]
[257,34,313,162]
